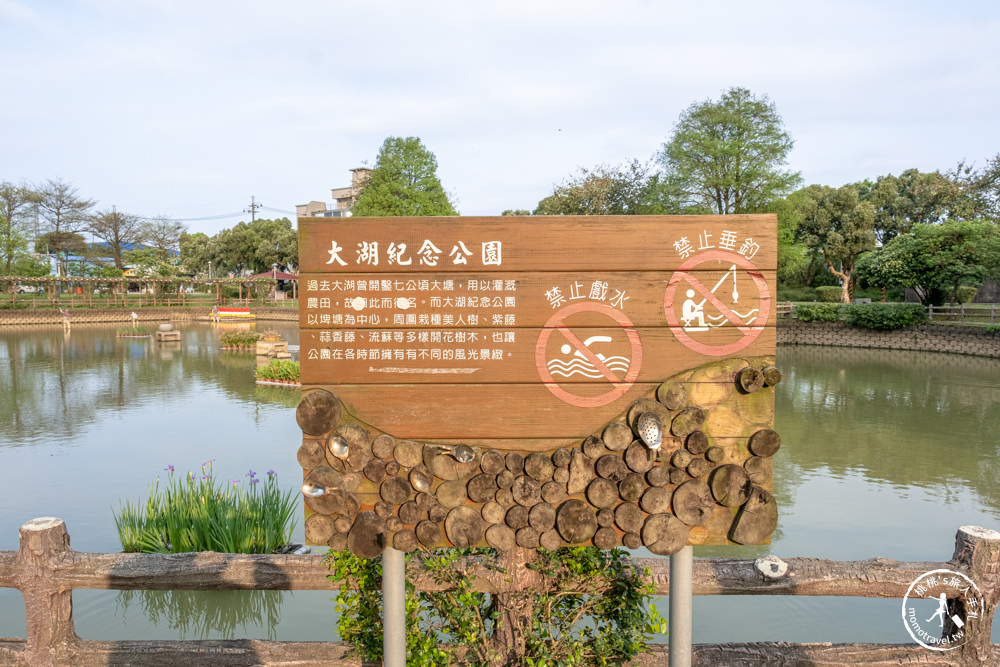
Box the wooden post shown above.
[949,526,1000,665]
[929,305,934,321]
[485,547,540,666]
[961,303,966,324]
[991,304,995,326]
[18,518,77,666]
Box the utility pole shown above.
[245,196,261,222]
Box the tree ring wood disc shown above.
[729,486,778,545]
[582,435,607,459]
[656,380,687,411]
[496,488,515,507]
[303,467,345,515]
[602,422,633,452]
[297,441,326,469]
[618,473,646,503]
[640,487,672,515]
[445,506,484,548]
[552,448,572,469]
[385,461,401,476]
[304,514,336,544]
[744,456,771,485]
[762,366,782,386]
[738,367,765,393]
[436,479,469,508]
[393,440,423,468]
[529,502,557,532]
[485,524,516,551]
[505,452,524,474]
[748,429,781,457]
[415,491,435,511]
[596,454,629,481]
[375,501,395,520]
[552,468,570,485]
[428,505,448,523]
[482,501,505,524]
[668,467,689,485]
[524,452,555,482]
[622,532,643,550]
[641,514,689,555]
[624,441,655,473]
[705,446,726,463]
[627,398,671,434]
[541,481,567,505]
[398,501,421,525]
[505,505,530,530]
[615,502,644,534]
[496,470,515,490]
[596,507,615,527]
[371,434,395,460]
[586,478,619,509]
[671,407,706,437]
[327,533,348,552]
[556,499,598,544]
[415,520,441,547]
[539,529,563,551]
[593,526,618,549]
[386,516,403,532]
[296,390,342,436]
[672,450,692,469]
[363,459,387,484]
[567,449,595,495]
[672,480,715,526]
[380,477,413,505]
[687,458,715,479]
[347,511,387,558]
[512,475,542,507]
[426,449,458,481]
[467,473,499,504]
[646,466,672,487]
[393,529,418,552]
[710,464,752,507]
[685,431,710,455]
[334,516,354,534]
[340,472,362,492]
[480,449,506,475]
[341,494,360,519]
[516,526,540,548]
[337,424,371,471]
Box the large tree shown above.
[179,231,221,277]
[88,208,144,270]
[141,216,187,261]
[353,136,457,216]
[861,169,961,244]
[0,181,39,275]
[214,218,298,275]
[533,160,666,215]
[37,179,94,275]
[658,87,801,215]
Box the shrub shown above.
[220,330,262,347]
[955,286,979,304]
[844,302,927,330]
[254,359,300,382]
[794,303,841,322]
[776,286,817,302]
[117,326,151,335]
[816,286,843,302]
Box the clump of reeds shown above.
[254,359,299,383]
[219,330,262,348]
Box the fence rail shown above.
[928,303,998,325]
[1,518,998,666]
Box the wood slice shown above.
[671,407,706,437]
[324,455,346,474]
[480,449,506,475]
[582,435,607,459]
[524,452,555,482]
[327,533,348,552]
[618,473,646,502]
[393,529,418,552]
[541,481,567,505]
[385,461,401,476]
[710,464,752,507]
[446,506,485,548]
[455,454,482,482]
[624,441,655,473]
[386,516,403,532]
[394,440,423,468]
[516,527,540,548]
[705,446,725,463]
[668,467,689,485]
[672,450,692,468]
[685,431,710,455]
[672,480,715,526]
[596,507,615,527]
[408,466,434,494]
[539,529,563,551]
[556,499,598,544]
[296,390,342,436]
[496,470,515,490]
[485,524,516,550]
[347,511,387,558]
[627,398,672,434]
[687,458,715,479]
[642,514,690,556]
[415,520,441,547]
[729,486,778,545]
[529,502,557,532]
[496,488,515,507]
[371,434,395,460]
[762,365,782,386]
[380,477,413,505]
[505,505,530,530]
[596,454,629,481]
[640,487,672,515]
[337,423,371,471]
[436,479,469,508]
[505,452,524,474]
[552,448,572,469]
[341,494,360,518]
[374,501,394,519]
[467,473,499,503]
[586,478,619,509]
[602,422,633,451]
[333,516,353,534]
[305,514,336,544]
[415,491,435,511]
[622,532,643,550]
[552,467,570,485]
[304,477,345,515]
[363,459,387,483]
[398,501,421,525]
[341,472,362,492]
[615,502,645,533]
[297,440,326,469]
[657,380,687,410]
[593,526,618,549]
[428,505,449,523]
[748,429,781,457]
[482,501,506,524]
[646,466,672,487]
[567,449,595,495]
[512,475,542,507]
[744,456,771,485]
[427,449,459,481]
[738,366,765,393]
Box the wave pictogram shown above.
[546,355,631,379]
[705,308,759,327]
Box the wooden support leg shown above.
[485,546,539,666]
[950,526,1000,665]
[18,518,77,667]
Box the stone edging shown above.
[0,307,298,326]
[778,321,1000,358]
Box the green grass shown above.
[254,359,300,382]
[220,330,262,347]
[114,463,298,554]
[117,326,151,335]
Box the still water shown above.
[1,324,999,644]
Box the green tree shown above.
[0,181,39,275]
[501,209,531,216]
[88,208,144,270]
[141,216,187,261]
[353,137,457,216]
[799,184,877,303]
[37,179,94,275]
[657,87,801,215]
[179,232,220,277]
[861,169,962,243]
[534,160,667,215]
[213,218,297,275]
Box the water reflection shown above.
[115,589,287,640]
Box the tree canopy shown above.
[180,218,297,277]
[352,137,457,216]
[0,181,39,275]
[88,208,143,270]
[533,160,666,216]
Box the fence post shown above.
[961,303,966,324]
[991,304,995,326]
[928,305,934,321]
[950,526,1000,665]
[18,518,76,666]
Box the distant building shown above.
[296,168,372,218]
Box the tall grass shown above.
[254,359,300,382]
[114,463,298,554]
[220,330,262,347]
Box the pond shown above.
[1,324,999,645]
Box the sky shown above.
[2,0,999,236]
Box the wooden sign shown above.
[297,215,780,557]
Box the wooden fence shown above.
[1,518,998,666]
[929,304,999,326]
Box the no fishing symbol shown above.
[535,302,642,408]
[664,250,771,356]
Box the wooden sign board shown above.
[296,215,780,557]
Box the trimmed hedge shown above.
[816,286,843,302]
[955,286,978,304]
[794,303,842,322]
[844,302,927,330]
